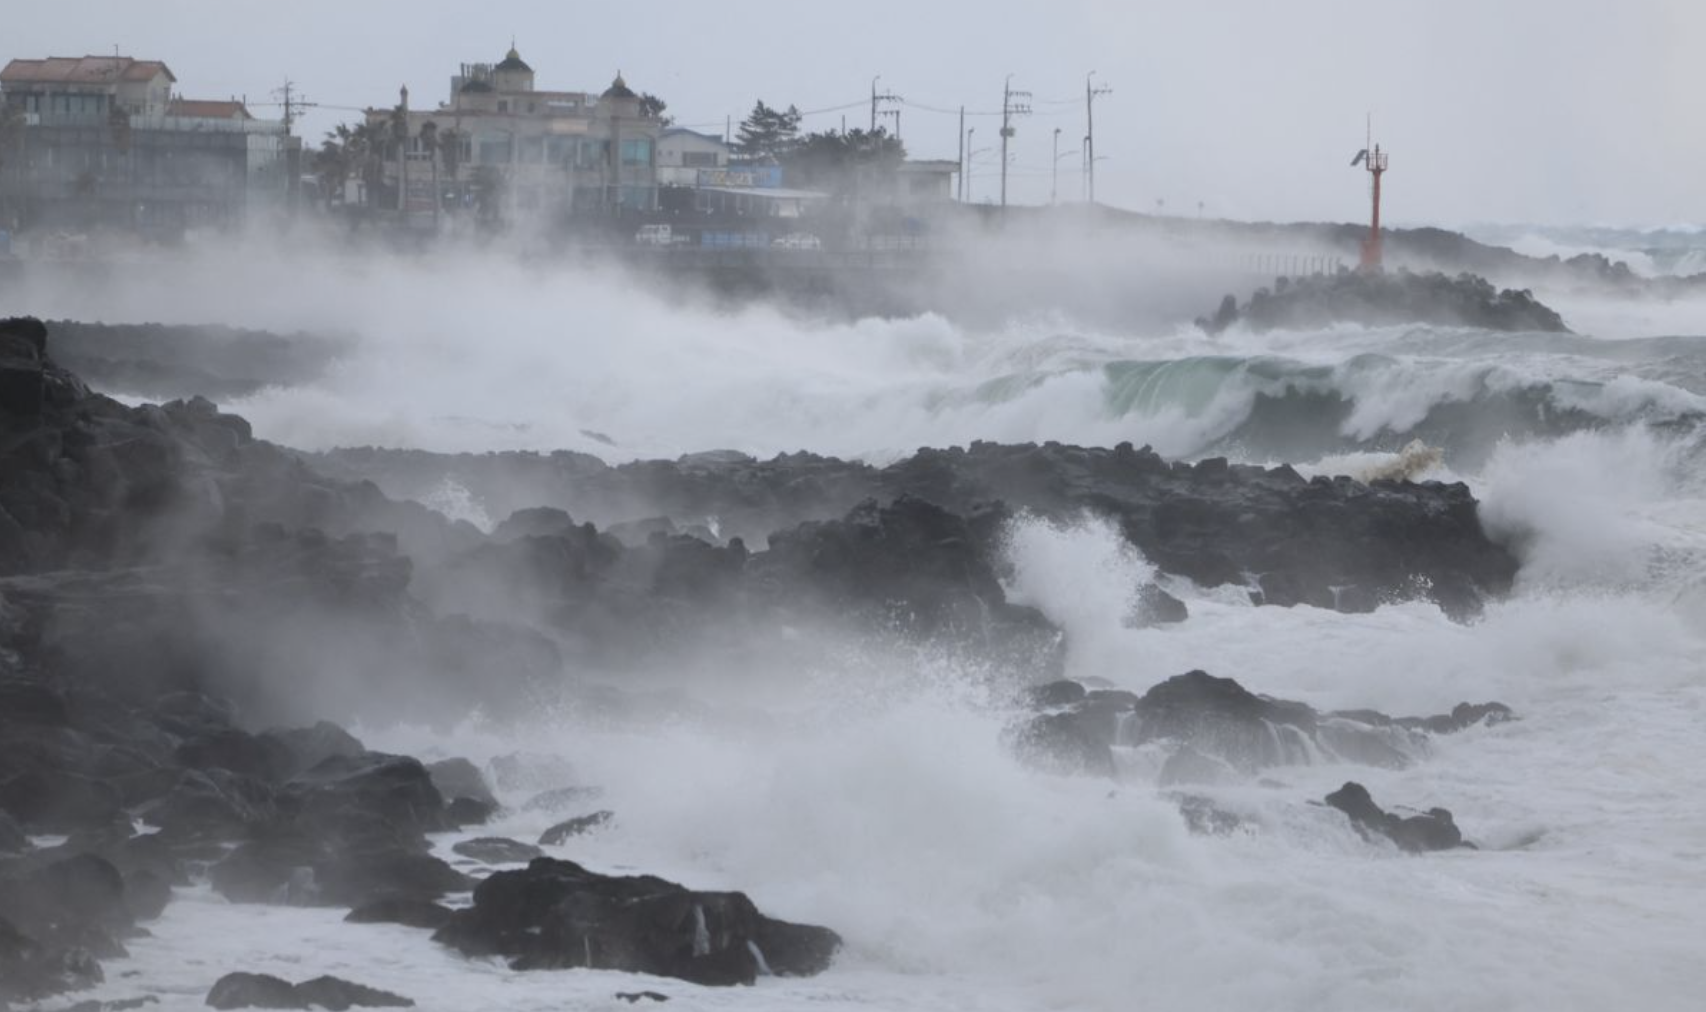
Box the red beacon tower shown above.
[1349,140,1389,271]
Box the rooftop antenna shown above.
[1349,113,1388,271]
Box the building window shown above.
[545,136,574,165]
[477,135,512,163]
[681,151,719,168]
[620,138,651,167]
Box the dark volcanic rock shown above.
[1324,781,1471,852]
[280,752,449,840]
[210,834,470,908]
[444,797,496,828]
[1013,671,1513,780]
[205,972,412,1010]
[538,811,614,845]
[0,811,27,854]
[1197,269,1570,335]
[451,837,543,865]
[326,438,1512,624]
[424,759,496,808]
[433,857,840,986]
[206,973,300,1010]
[345,898,454,931]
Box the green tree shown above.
[732,100,801,162]
[638,92,673,126]
[783,127,906,193]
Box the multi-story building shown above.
[0,55,295,236]
[365,46,664,223]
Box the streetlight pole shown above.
[965,146,992,204]
[1051,127,1061,205]
[963,126,975,203]
[870,75,881,133]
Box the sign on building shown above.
[696,166,782,189]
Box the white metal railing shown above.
[21,111,285,135]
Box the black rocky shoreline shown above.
[3,315,1519,1007]
[1197,268,1571,335]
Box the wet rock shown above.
[1173,794,1245,836]
[210,834,470,908]
[280,753,449,840]
[0,915,104,1003]
[451,837,543,865]
[291,976,414,1010]
[444,797,496,828]
[173,729,294,783]
[1324,781,1471,852]
[1014,671,1513,780]
[615,993,670,1004]
[425,758,496,808]
[520,786,604,815]
[1127,584,1189,627]
[205,973,298,1010]
[138,769,277,842]
[0,770,124,834]
[0,812,27,855]
[1128,671,1325,773]
[0,852,132,937]
[538,811,614,846]
[344,899,454,931]
[261,723,366,780]
[1026,680,1087,709]
[433,857,840,986]
[1198,270,1570,336]
[205,972,414,1010]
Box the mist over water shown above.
[21,244,1706,1011]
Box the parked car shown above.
[771,232,822,251]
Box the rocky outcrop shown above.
[328,440,1517,623]
[205,972,413,1010]
[1197,269,1569,335]
[0,318,850,993]
[1324,781,1472,852]
[1014,671,1512,782]
[432,857,841,986]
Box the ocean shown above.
[12,241,1706,1012]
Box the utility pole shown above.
[956,107,965,202]
[1000,74,1031,208]
[870,75,900,134]
[1085,71,1111,205]
[272,78,318,137]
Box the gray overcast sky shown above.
[8,0,1702,227]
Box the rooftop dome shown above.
[496,46,532,73]
[602,72,636,100]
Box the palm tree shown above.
[418,120,439,225]
[437,126,464,212]
[389,103,409,214]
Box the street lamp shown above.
[969,126,982,203]
[1052,127,1061,205]
[965,145,992,204]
